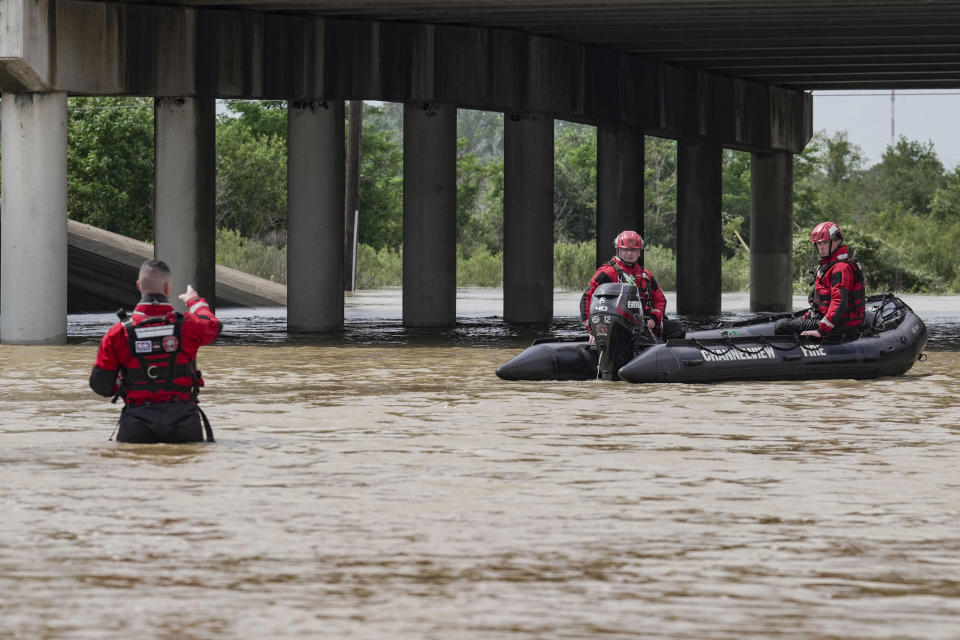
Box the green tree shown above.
[457,139,503,257]
[553,241,595,290]
[457,110,505,256]
[67,97,155,240]
[824,130,865,186]
[793,130,867,231]
[554,122,597,243]
[363,101,404,136]
[929,166,960,222]
[216,113,288,242]
[468,158,505,255]
[222,100,286,139]
[357,116,403,249]
[55,95,960,294]
[793,132,827,230]
[643,136,677,250]
[868,136,945,215]
[214,101,407,250]
[457,109,503,160]
[721,149,751,254]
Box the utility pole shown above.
[344,100,362,292]
[890,89,896,145]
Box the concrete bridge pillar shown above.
[287,100,345,332]
[597,125,644,267]
[503,113,554,323]
[402,102,457,327]
[750,151,794,312]
[0,92,68,344]
[154,97,216,310]
[676,137,723,316]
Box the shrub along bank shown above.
[215,233,755,293]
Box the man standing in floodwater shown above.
[89,259,222,443]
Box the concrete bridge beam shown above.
[750,151,794,312]
[287,99,345,332]
[402,102,457,327]
[676,137,723,317]
[596,124,644,267]
[2,0,811,154]
[0,91,68,344]
[503,112,554,324]
[154,97,216,309]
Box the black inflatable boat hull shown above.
[618,309,926,383]
[495,338,597,381]
[496,295,927,383]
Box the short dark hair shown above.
[138,259,172,294]
[140,259,171,274]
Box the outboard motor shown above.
[588,282,651,380]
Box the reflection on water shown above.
[2,290,960,639]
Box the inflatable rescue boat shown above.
[496,284,927,383]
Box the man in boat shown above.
[775,221,865,339]
[581,230,685,340]
[89,259,222,443]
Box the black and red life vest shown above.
[809,247,865,332]
[118,309,200,401]
[606,259,657,316]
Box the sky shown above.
[812,90,960,170]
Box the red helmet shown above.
[811,221,843,244]
[614,230,644,251]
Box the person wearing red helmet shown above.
[581,230,684,340]
[775,221,865,338]
[89,259,222,443]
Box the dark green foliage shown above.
[849,223,940,293]
[458,109,504,158]
[553,123,597,243]
[792,223,939,295]
[356,114,403,250]
[930,167,960,222]
[792,129,959,294]
[458,247,503,287]
[721,149,751,252]
[553,241,596,291]
[216,101,288,242]
[363,101,404,134]
[355,103,403,252]
[67,97,155,241]
[455,110,506,257]
[869,137,945,216]
[457,142,504,257]
[644,245,677,291]
[793,130,867,229]
[53,95,960,294]
[215,228,287,283]
[643,136,677,250]
[355,244,403,288]
[721,250,751,293]
[222,100,286,139]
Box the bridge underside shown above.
[3,0,895,343]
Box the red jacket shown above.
[582,257,667,327]
[90,294,221,404]
[806,244,865,334]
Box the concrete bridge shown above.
[1,0,958,343]
[67,220,285,313]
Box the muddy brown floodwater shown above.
[1,290,958,639]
